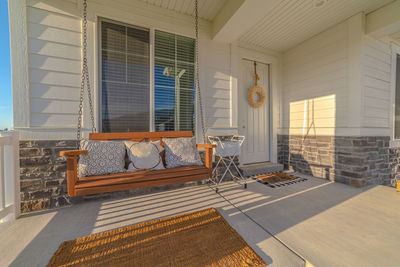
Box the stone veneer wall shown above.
[277,135,397,187]
[389,147,400,185]
[19,140,77,212]
[19,140,214,213]
[21,136,397,212]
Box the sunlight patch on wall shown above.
[289,94,336,136]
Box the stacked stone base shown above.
[19,140,78,213]
[20,135,398,213]
[278,135,396,187]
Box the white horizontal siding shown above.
[28,23,81,46]
[31,113,77,127]
[27,0,80,17]
[29,54,80,74]
[30,99,79,114]
[29,39,81,60]
[360,36,392,128]
[201,41,231,128]
[29,69,81,88]
[24,0,234,133]
[27,3,81,128]
[27,7,80,32]
[30,84,80,101]
[282,21,348,135]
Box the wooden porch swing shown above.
[60,0,215,197]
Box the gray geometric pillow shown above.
[78,140,126,177]
[162,137,203,168]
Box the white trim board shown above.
[9,0,30,128]
[390,43,400,147]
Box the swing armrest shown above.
[196,144,216,149]
[196,144,216,171]
[59,150,88,157]
[59,150,87,197]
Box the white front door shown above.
[238,59,270,164]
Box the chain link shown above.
[195,0,206,142]
[77,0,96,148]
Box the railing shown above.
[0,131,20,223]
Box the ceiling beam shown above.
[366,0,400,38]
[212,0,277,43]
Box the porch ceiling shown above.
[238,0,394,52]
[137,0,227,21]
[135,0,394,52]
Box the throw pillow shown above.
[162,137,203,168]
[124,140,165,171]
[78,140,126,177]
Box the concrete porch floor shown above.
[1,174,400,267]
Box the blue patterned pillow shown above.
[162,137,203,168]
[78,140,126,177]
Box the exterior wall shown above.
[389,147,400,186]
[13,1,398,211]
[19,140,76,212]
[16,0,266,140]
[281,13,398,138]
[278,135,392,186]
[12,0,284,141]
[280,12,400,186]
[360,35,392,135]
[281,20,349,136]
[13,0,281,212]
[27,3,81,129]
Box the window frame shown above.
[97,17,197,133]
[390,43,400,147]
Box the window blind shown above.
[101,20,150,132]
[154,30,196,132]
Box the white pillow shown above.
[78,140,126,177]
[124,140,165,171]
[162,137,203,168]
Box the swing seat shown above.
[60,131,215,197]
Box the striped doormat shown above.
[252,172,307,188]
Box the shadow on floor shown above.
[8,185,278,266]
[8,176,376,267]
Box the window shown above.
[100,21,150,132]
[395,54,400,139]
[154,30,195,132]
[100,19,196,133]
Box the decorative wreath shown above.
[247,86,266,108]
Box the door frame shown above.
[230,44,281,164]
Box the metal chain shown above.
[195,0,206,142]
[77,0,96,148]
[254,61,259,86]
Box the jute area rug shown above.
[48,208,266,267]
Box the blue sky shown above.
[0,0,12,130]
